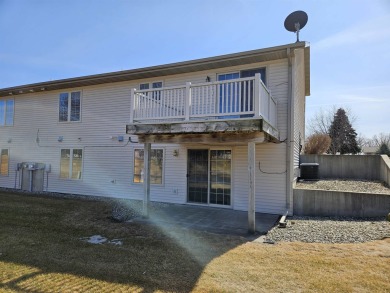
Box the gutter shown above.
[1,42,309,97]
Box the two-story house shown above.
[0,42,310,232]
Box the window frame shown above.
[133,148,164,185]
[0,98,14,126]
[0,148,9,176]
[186,147,233,207]
[139,81,163,101]
[58,90,82,123]
[240,67,267,85]
[216,68,267,115]
[59,148,83,180]
[139,81,163,90]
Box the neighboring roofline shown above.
[1,42,310,97]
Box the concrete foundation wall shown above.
[380,155,390,187]
[300,155,382,180]
[293,189,390,217]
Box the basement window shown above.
[133,148,164,184]
[60,149,83,179]
[0,149,9,176]
[59,91,81,122]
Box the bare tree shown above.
[307,106,356,136]
[356,133,371,148]
[371,133,390,147]
[307,107,335,135]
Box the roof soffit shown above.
[1,42,309,96]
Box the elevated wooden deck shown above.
[127,73,279,144]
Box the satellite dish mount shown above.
[284,10,308,42]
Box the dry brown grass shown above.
[0,192,389,292]
[193,239,390,292]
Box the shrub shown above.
[304,134,331,154]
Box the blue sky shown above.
[0,0,389,137]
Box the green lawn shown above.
[0,192,389,292]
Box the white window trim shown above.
[133,147,165,185]
[217,72,240,79]
[58,90,82,123]
[0,148,9,176]
[216,66,268,85]
[240,67,268,85]
[0,98,14,127]
[139,81,163,90]
[59,148,83,180]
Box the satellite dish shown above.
[284,10,308,42]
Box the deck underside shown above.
[127,118,279,145]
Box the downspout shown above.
[286,48,294,213]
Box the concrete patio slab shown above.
[132,203,280,237]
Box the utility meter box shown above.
[20,162,45,192]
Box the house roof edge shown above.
[1,42,310,96]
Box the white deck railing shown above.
[130,73,277,127]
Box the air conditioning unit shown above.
[300,163,319,180]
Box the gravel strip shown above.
[266,216,390,243]
[296,179,390,194]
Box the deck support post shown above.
[143,142,151,217]
[248,141,256,234]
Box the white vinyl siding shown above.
[233,144,287,214]
[0,57,291,214]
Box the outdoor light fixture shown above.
[173,149,179,157]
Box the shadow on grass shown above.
[0,192,251,292]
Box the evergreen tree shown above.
[376,143,390,156]
[328,108,361,154]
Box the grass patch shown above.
[0,192,389,292]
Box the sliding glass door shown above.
[187,149,209,204]
[187,149,231,206]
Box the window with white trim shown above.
[60,149,83,179]
[0,99,14,126]
[139,81,163,90]
[59,91,81,122]
[139,81,163,100]
[133,148,164,184]
[0,149,9,176]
